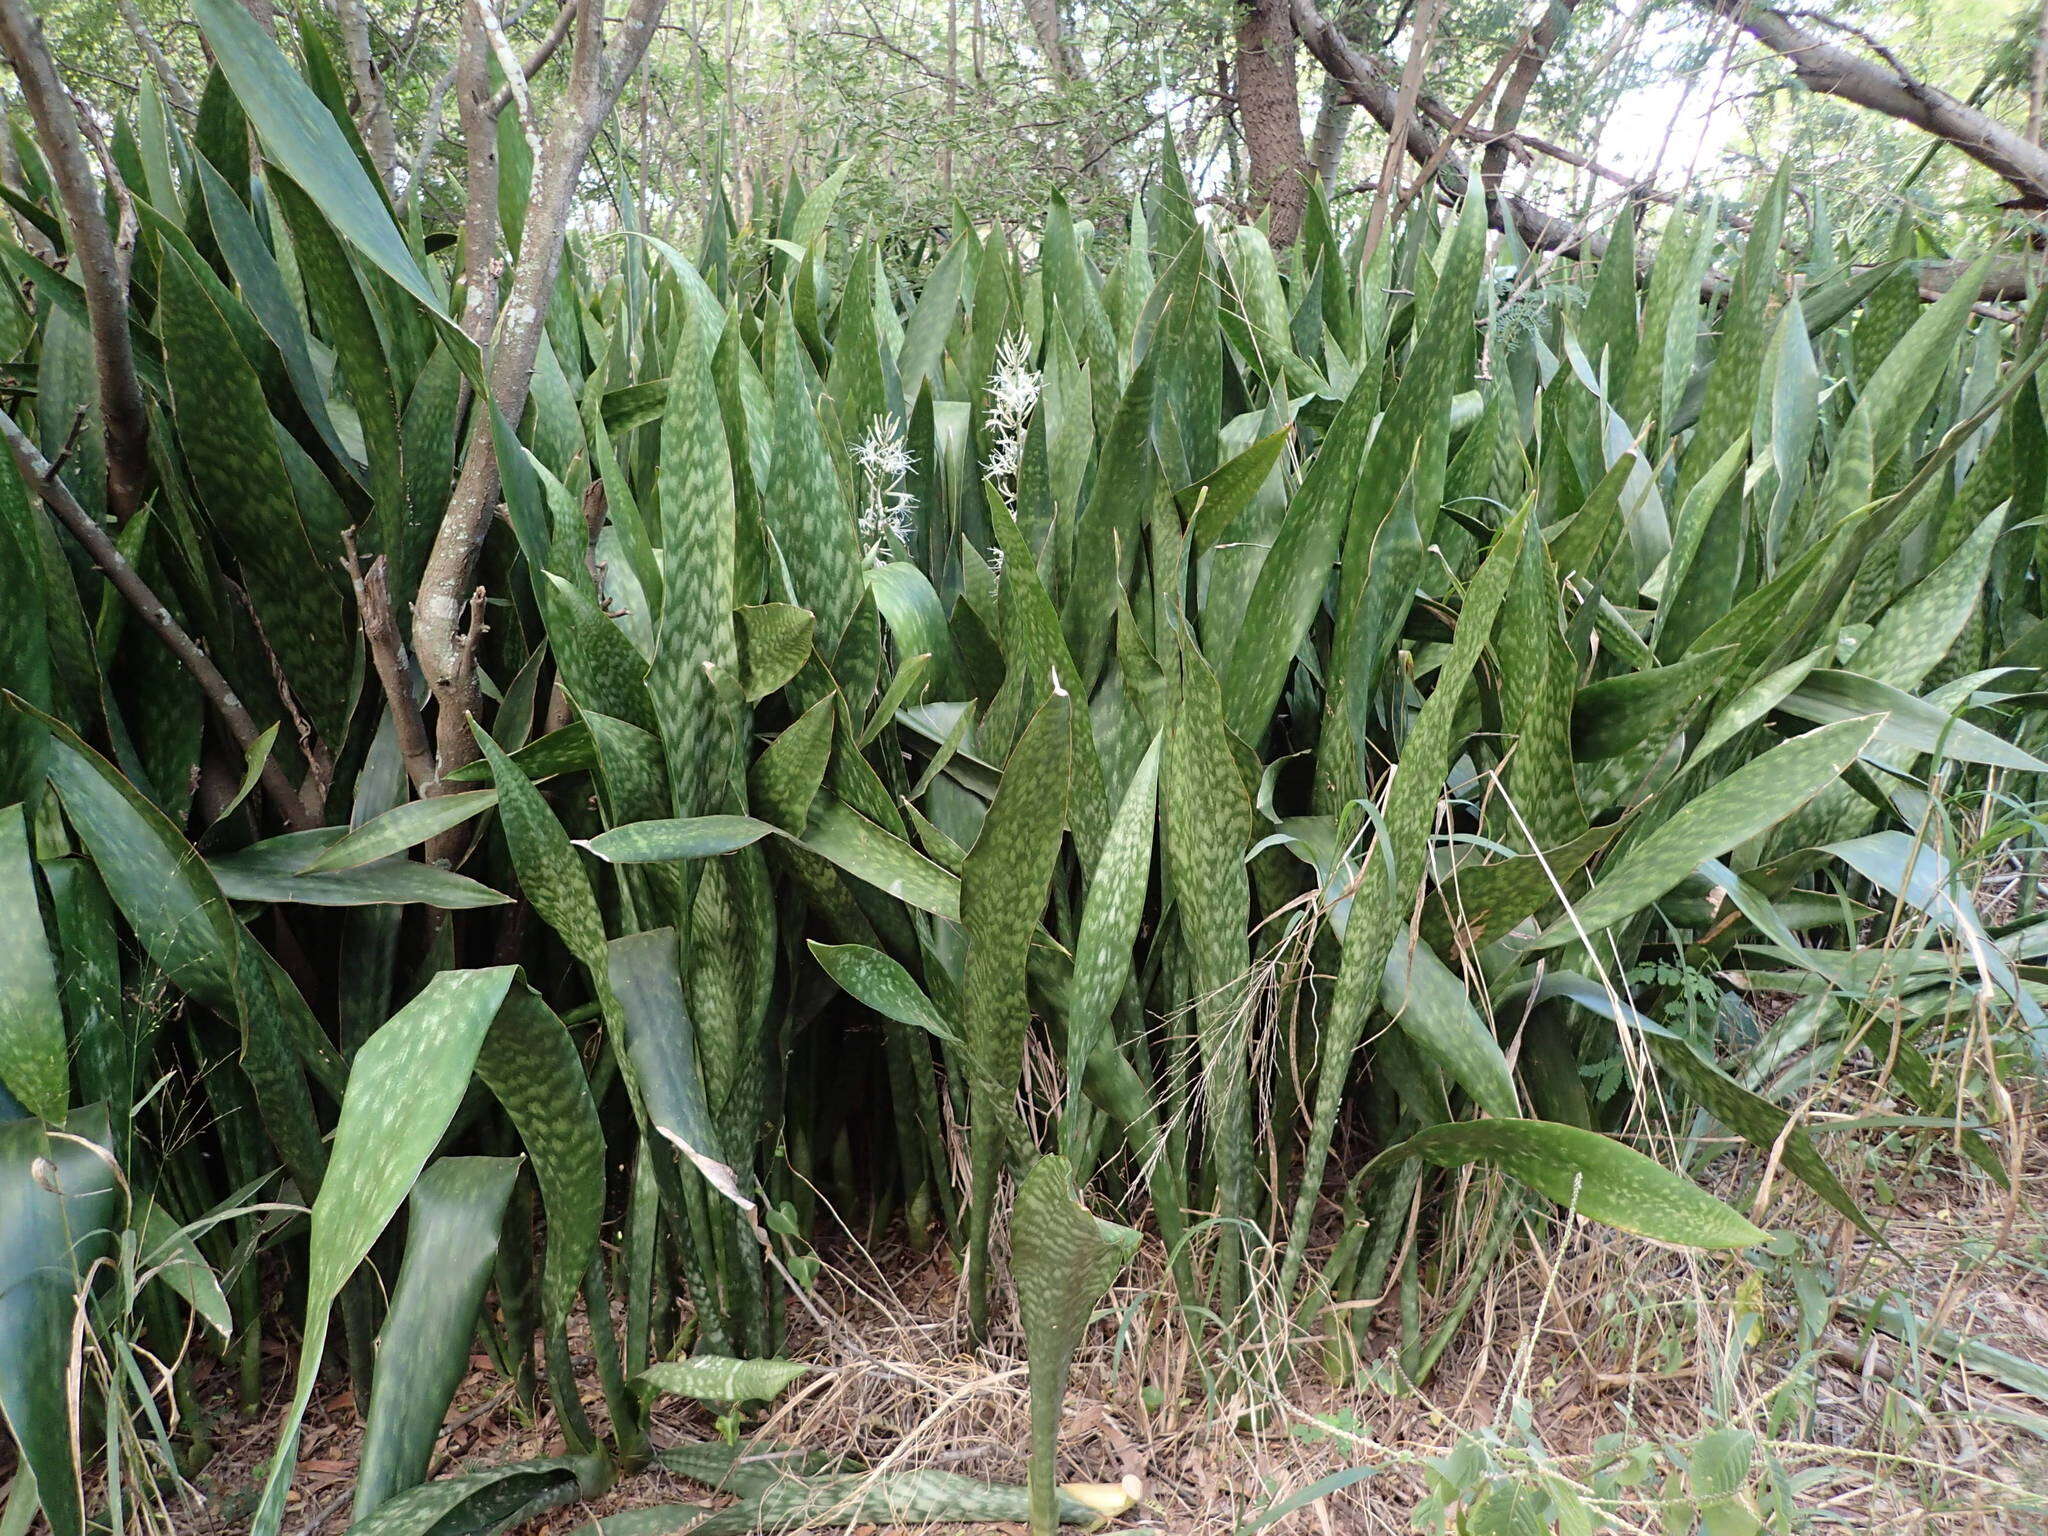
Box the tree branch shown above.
[0,0,150,523]
[1291,0,1599,253]
[1700,0,2048,206]
[493,0,577,114]
[0,409,315,830]
[1481,0,1579,196]
[336,0,401,188]
[414,0,668,790]
[114,0,195,116]
[344,535,438,798]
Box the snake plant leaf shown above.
[860,653,934,748]
[192,0,444,315]
[156,241,356,747]
[267,173,409,576]
[354,1156,522,1521]
[1276,505,1530,1301]
[748,695,836,831]
[1361,1119,1769,1249]
[442,721,596,784]
[733,603,816,701]
[1421,821,1616,956]
[298,791,501,873]
[651,305,740,823]
[1061,733,1161,1154]
[607,928,751,1210]
[0,1109,117,1536]
[471,984,606,1332]
[1164,642,1255,1270]
[764,304,864,653]
[1380,938,1518,1121]
[209,831,511,908]
[340,1454,603,1536]
[580,816,775,865]
[961,689,1072,1337]
[1530,973,1876,1238]
[867,562,952,684]
[252,968,518,1534]
[1688,645,1831,766]
[1182,422,1293,556]
[0,804,64,1120]
[468,721,611,976]
[136,1198,232,1342]
[664,1467,1103,1535]
[636,1355,813,1405]
[1853,506,2003,690]
[1825,830,2046,1042]
[806,941,959,1041]
[801,800,961,920]
[1012,1154,1140,1535]
[191,156,354,474]
[1220,358,1377,743]
[1778,669,2048,771]
[0,451,47,807]
[1571,647,1734,763]
[1535,715,1884,946]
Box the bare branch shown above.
[1291,0,1599,253]
[0,0,150,523]
[114,0,196,116]
[1699,0,2048,206]
[0,409,316,831]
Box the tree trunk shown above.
[337,0,401,189]
[414,0,670,790]
[1023,0,1068,78]
[1235,0,1307,245]
[1308,74,1353,195]
[1481,0,1578,197]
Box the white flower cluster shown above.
[854,413,917,560]
[984,330,1041,506]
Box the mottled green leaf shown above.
[1360,1119,1768,1248]
[637,1356,812,1405]
[580,816,774,865]
[0,805,64,1120]
[1537,716,1883,945]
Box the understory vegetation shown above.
[2,2,2048,1533]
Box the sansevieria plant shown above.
[0,12,2043,1533]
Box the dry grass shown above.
[151,1084,2048,1536]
